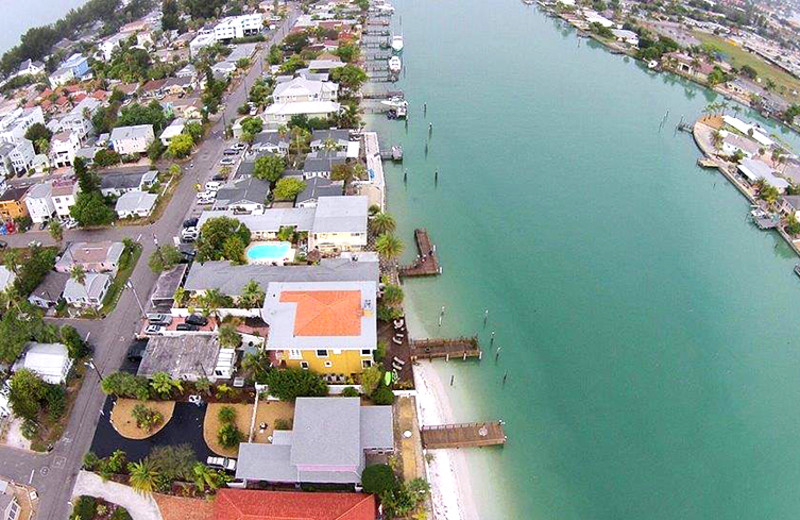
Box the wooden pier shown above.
[421,421,507,449]
[399,228,441,278]
[410,336,481,361]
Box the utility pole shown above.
[84,359,105,381]
[125,279,147,319]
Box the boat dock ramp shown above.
[399,229,441,278]
[410,336,481,361]
[421,421,507,449]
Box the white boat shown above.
[388,56,402,73]
[391,35,404,52]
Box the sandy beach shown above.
[413,360,479,520]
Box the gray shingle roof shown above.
[296,177,343,204]
[312,196,368,234]
[213,177,270,209]
[110,124,154,141]
[290,397,361,467]
[63,272,110,301]
[303,150,346,173]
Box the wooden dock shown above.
[421,421,507,449]
[410,336,481,361]
[399,228,441,278]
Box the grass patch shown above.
[100,243,142,315]
[694,31,800,103]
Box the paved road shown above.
[0,9,299,519]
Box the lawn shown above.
[100,243,143,315]
[694,31,800,103]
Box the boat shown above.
[391,35,404,53]
[647,60,659,69]
[388,56,402,73]
[522,0,534,4]
[795,265,800,278]
[382,96,408,119]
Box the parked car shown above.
[63,218,79,229]
[144,324,164,335]
[196,190,217,199]
[183,217,199,228]
[0,240,6,249]
[232,143,247,151]
[181,227,199,242]
[223,149,239,156]
[207,456,237,471]
[205,181,223,191]
[185,314,208,326]
[176,323,199,331]
[212,174,226,182]
[147,314,172,325]
[38,221,48,231]
[219,158,236,165]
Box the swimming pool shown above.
[245,241,294,264]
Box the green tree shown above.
[239,116,263,136]
[147,444,197,483]
[199,288,231,320]
[381,284,403,306]
[147,138,165,162]
[116,101,167,133]
[184,122,204,143]
[331,163,355,185]
[334,43,360,63]
[375,233,403,260]
[217,405,236,424]
[272,177,306,201]
[148,245,183,273]
[252,155,285,183]
[217,422,243,448]
[197,217,251,262]
[222,235,246,265]
[218,324,241,348]
[24,122,51,146]
[239,280,265,308]
[48,219,63,242]
[192,463,226,491]
[369,212,396,235]
[101,371,151,400]
[264,368,329,401]
[167,133,194,158]
[70,264,86,285]
[330,64,368,93]
[279,55,306,75]
[8,369,48,421]
[151,371,183,398]
[360,365,383,396]
[785,212,800,236]
[71,192,116,227]
[127,460,160,494]
[161,0,182,31]
[361,464,397,495]
[267,44,283,65]
[60,325,88,359]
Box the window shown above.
[289,349,302,360]
[361,349,371,356]
[316,349,328,358]
[362,360,372,368]
[332,349,342,355]
[324,361,332,368]
[300,361,309,370]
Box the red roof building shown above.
[214,489,377,520]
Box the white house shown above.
[189,33,217,58]
[17,59,45,77]
[0,107,45,145]
[263,101,340,126]
[159,118,186,146]
[98,33,128,61]
[49,53,90,87]
[272,78,338,104]
[23,182,55,223]
[110,125,155,155]
[18,342,73,384]
[59,97,102,140]
[50,131,81,167]
[213,14,263,41]
[51,178,79,217]
[63,273,112,309]
[0,139,35,176]
[115,190,157,218]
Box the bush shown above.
[264,368,329,401]
[371,385,394,405]
[361,464,397,495]
[218,405,236,424]
[273,418,292,430]
[217,423,243,449]
[146,444,197,482]
[71,496,97,520]
[111,507,133,520]
[341,386,360,397]
[132,404,163,431]
[20,419,37,440]
[83,451,100,470]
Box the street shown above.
[0,9,299,519]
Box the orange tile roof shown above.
[280,290,362,337]
[214,489,376,520]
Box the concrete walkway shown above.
[72,471,162,520]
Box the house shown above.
[310,129,350,152]
[611,29,639,47]
[17,59,45,77]
[183,254,379,298]
[50,131,81,167]
[51,177,79,217]
[235,397,392,484]
[212,177,270,213]
[163,95,203,120]
[211,61,237,78]
[175,64,198,79]
[0,107,45,144]
[0,267,15,293]
[189,33,217,59]
[261,279,376,375]
[213,14,264,41]
[55,241,125,274]
[722,116,774,148]
[110,125,155,155]
[296,177,343,208]
[60,96,102,139]
[140,79,168,100]
[302,150,347,179]
[0,139,36,176]
[0,481,21,520]
[49,53,90,87]
[162,76,194,96]
[98,33,129,61]
[720,130,760,158]
[17,342,73,384]
[273,78,339,105]
[138,336,236,382]
[0,186,29,220]
[159,118,186,146]
[251,132,290,156]
[63,272,112,309]
[100,169,158,197]
[737,157,790,191]
[28,271,69,308]
[214,489,376,520]
[23,182,55,223]
[116,191,157,218]
[309,196,368,252]
[263,101,341,126]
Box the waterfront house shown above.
[28,272,69,308]
[261,280,377,376]
[0,186,29,220]
[17,59,45,77]
[115,191,157,218]
[15,343,72,384]
[263,101,341,126]
[110,125,155,155]
[235,397,392,484]
[212,177,270,213]
[307,58,346,74]
[49,54,90,87]
[738,157,790,191]
[611,29,639,47]
[296,177,343,208]
[63,272,111,310]
[722,116,774,148]
[23,183,56,223]
[214,489,376,520]
[310,196,368,252]
[272,78,339,104]
[720,130,761,158]
[310,129,350,152]
[56,241,125,275]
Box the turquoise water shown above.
[0,0,88,53]
[369,1,800,519]
[246,241,292,262]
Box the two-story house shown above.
[110,125,155,155]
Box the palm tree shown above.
[375,233,403,260]
[193,463,222,492]
[3,249,20,275]
[369,212,396,236]
[201,288,227,320]
[127,460,160,494]
[711,130,723,150]
[239,280,265,308]
[322,137,337,151]
[71,265,86,285]
[151,371,183,398]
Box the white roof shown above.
[273,77,338,101]
[159,122,186,140]
[22,342,70,383]
[0,266,15,292]
[110,124,154,141]
[264,101,341,117]
[63,272,111,301]
[738,158,790,189]
[115,191,157,214]
[722,116,774,147]
[312,196,368,234]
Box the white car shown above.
[181,227,199,241]
[205,181,223,191]
[220,158,236,166]
[196,190,217,199]
[207,456,237,471]
[144,324,164,335]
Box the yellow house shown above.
[262,280,377,380]
[0,186,30,220]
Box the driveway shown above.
[72,471,162,520]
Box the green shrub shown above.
[371,385,394,405]
[110,507,132,520]
[71,496,97,520]
[20,419,37,440]
[132,404,163,431]
[361,464,397,495]
[218,405,236,424]
[273,418,292,430]
[264,368,329,401]
[341,387,360,397]
[83,451,100,471]
[217,423,243,449]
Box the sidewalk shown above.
[72,471,162,520]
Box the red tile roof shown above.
[214,489,376,520]
[280,290,362,337]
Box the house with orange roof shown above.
[215,489,377,520]
[261,280,377,376]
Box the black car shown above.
[39,221,48,231]
[176,323,200,331]
[0,240,6,249]
[183,217,199,228]
[126,341,147,362]
[185,314,208,326]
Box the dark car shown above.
[0,240,6,249]
[126,341,147,362]
[39,221,48,231]
[183,217,199,228]
[176,323,200,331]
[185,314,208,326]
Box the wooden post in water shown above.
[484,309,489,328]
[490,331,495,347]
[450,375,455,386]
[502,371,508,386]
[439,306,445,327]
[424,102,427,116]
